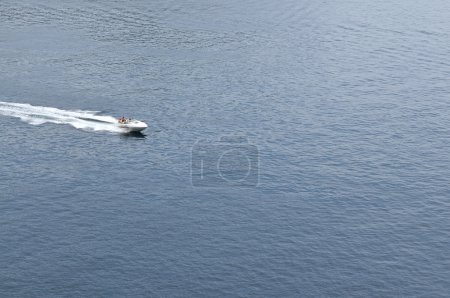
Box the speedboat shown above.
[117,118,148,132]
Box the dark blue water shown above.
[1,0,450,296]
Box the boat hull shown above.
[118,120,148,132]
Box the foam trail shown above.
[0,101,123,133]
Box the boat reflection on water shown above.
[120,131,147,139]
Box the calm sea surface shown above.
[1,0,450,297]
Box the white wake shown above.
[0,101,123,133]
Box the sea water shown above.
[1,0,450,296]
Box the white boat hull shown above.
[117,120,148,132]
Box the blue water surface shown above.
[1,0,450,297]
